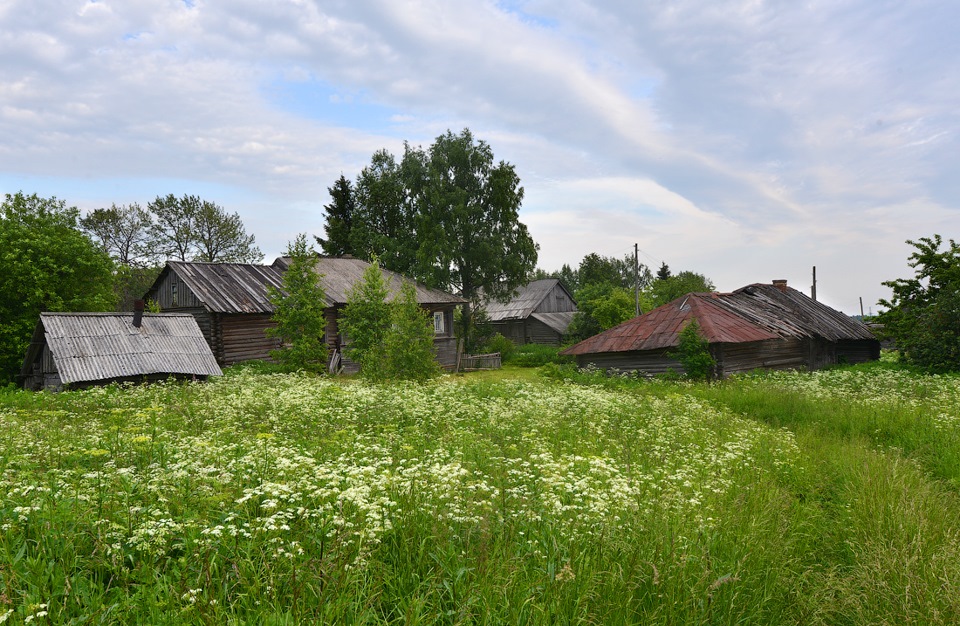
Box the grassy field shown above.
[2,358,960,624]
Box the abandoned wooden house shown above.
[561,280,881,377]
[19,309,222,391]
[144,257,466,371]
[483,278,577,346]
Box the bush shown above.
[669,320,716,381]
[481,333,516,362]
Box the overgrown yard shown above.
[2,360,960,624]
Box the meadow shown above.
[2,358,960,624]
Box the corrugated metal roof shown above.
[484,279,573,321]
[273,256,467,306]
[562,283,876,356]
[21,312,222,384]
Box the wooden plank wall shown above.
[525,318,562,346]
[148,270,204,309]
[220,314,281,365]
[533,283,577,314]
[716,339,808,376]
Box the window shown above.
[433,311,445,334]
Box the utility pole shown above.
[635,243,641,316]
[811,266,817,301]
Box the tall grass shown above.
[1,361,959,623]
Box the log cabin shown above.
[483,278,577,346]
[144,256,465,371]
[561,280,880,377]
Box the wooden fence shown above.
[458,352,502,372]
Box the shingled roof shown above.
[20,312,222,385]
[563,283,875,356]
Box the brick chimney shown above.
[772,279,788,293]
[133,299,145,328]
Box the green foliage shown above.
[267,235,329,372]
[0,192,117,383]
[316,174,357,256]
[80,202,155,266]
[148,194,263,263]
[383,282,442,382]
[669,319,717,380]
[350,129,538,351]
[567,283,640,341]
[339,258,392,378]
[657,261,672,281]
[650,271,715,308]
[7,366,960,622]
[482,333,516,362]
[350,150,417,275]
[879,235,960,373]
[340,260,441,381]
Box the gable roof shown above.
[273,256,466,306]
[20,312,222,385]
[484,279,575,321]
[148,257,465,314]
[563,283,876,356]
[156,261,285,314]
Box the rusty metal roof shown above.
[20,313,222,384]
[562,283,876,356]
[484,279,576,321]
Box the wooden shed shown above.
[483,279,577,346]
[19,311,222,391]
[144,257,466,371]
[561,281,880,377]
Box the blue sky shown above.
[2,0,958,313]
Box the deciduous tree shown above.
[149,194,262,263]
[0,192,116,382]
[879,235,960,372]
[407,129,538,350]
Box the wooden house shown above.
[561,280,880,377]
[144,257,466,371]
[483,279,577,346]
[19,310,222,391]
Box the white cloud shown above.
[1,0,957,312]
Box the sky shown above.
[2,0,958,314]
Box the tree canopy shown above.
[879,235,960,372]
[316,174,356,257]
[540,253,710,343]
[325,128,538,350]
[0,192,117,383]
[148,194,263,264]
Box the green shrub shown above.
[481,333,516,362]
[669,319,716,381]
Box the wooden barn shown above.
[483,278,577,346]
[561,280,881,377]
[19,310,222,391]
[144,257,465,371]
